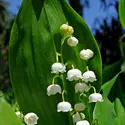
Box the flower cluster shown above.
[46,23,103,125]
[14,24,103,125]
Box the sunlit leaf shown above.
[119,0,125,29]
[0,98,22,125]
[114,98,125,125]
[93,98,125,125]
[93,97,116,125]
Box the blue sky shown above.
[5,0,117,30]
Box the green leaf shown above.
[119,0,125,29]
[101,72,125,106]
[9,0,102,124]
[0,99,22,125]
[102,59,123,84]
[93,98,125,125]
[101,72,121,97]
[93,97,116,125]
[114,98,125,125]
[120,42,125,58]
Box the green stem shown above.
[62,90,65,101]
[87,86,97,93]
[86,66,89,71]
[119,34,125,42]
[65,61,75,69]
[60,34,73,125]
[60,35,71,63]
[91,119,99,125]
[78,112,83,120]
[52,75,62,84]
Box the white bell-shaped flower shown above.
[89,93,103,103]
[67,69,82,81]
[51,62,66,74]
[82,71,97,83]
[24,113,39,125]
[67,37,79,47]
[74,103,86,111]
[60,24,74,35]
[80,49,94,60]
[15,111,21,118]
[72,113,85,123]
[76,120,90,125]
[75,83,88,93]
[47,84,61,96]
[57,101,73,112]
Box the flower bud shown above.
[89,93,103,103]
[68,26,74,35]
[72,113,85,123]
[82,71,96,83]
[74,103,86,111]
[15,111,21,118]
[57,101,73,112]
[60,24,74,36]
[67,69,82,81]
[24,113,39,125]
[67,37,79,47]
[51,62,66,74]
[75,83,88,93]
[80,49,94,60]
[76,120,90,125]
[47,84,61,96]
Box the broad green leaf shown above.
[114,98,125,125]
[0,99,22,125]
[9,0,102,124]
[119,0,125,29]
[93,97,116,125]
[93,98,125,125]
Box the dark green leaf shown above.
[102,73,121,97]
[102,59,123,84]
